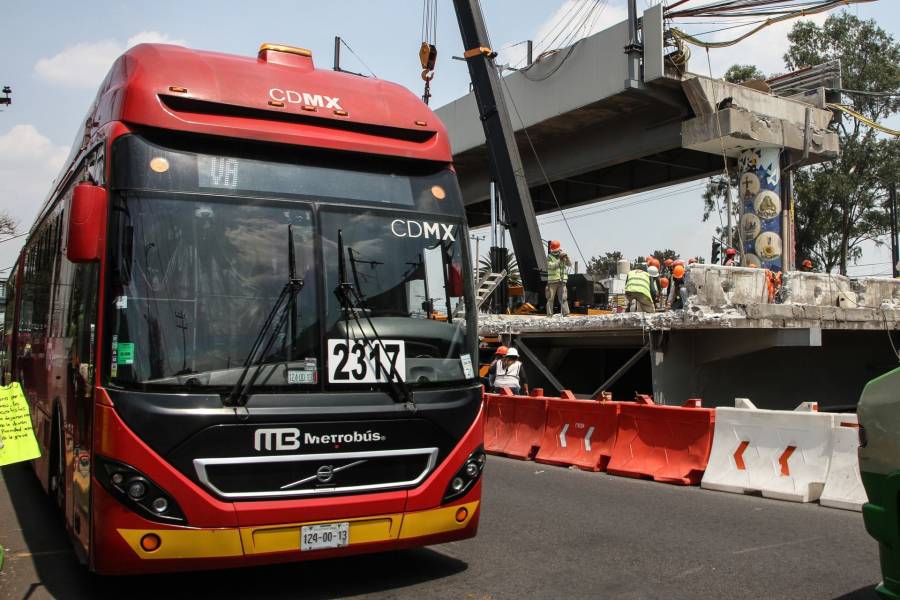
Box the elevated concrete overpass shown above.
[436,4,839,228]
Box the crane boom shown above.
[452,0,547,295]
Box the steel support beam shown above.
[452,0,547,293]
[514,338,564,394]
[591,344,650,398]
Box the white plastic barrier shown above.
[701,399,834,502]
[820,414,868,511]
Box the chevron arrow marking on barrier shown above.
[733,441,749,470]
[559,423,569,448]
[779,445,797,476]
[584,426,595,452]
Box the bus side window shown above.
[67,263,99,443]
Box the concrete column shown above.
[736,148,784,271]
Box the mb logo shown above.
[254,428,301,451]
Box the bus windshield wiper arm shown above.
[225,225,303,408]
[334,229,416,412]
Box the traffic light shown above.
[711,239,721,265]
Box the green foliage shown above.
[477,253,521,286]
[650,249,680,262]
[786,12,900,274]
[723,64,766,84]
[585,251,624,278]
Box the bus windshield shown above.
[105,134,474,393]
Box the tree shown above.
[785,13,900,274]
[723,64,765,84]
[702,12,900,274]
[477,254,521,286]
[649,249,680,263]
[585,251,623,278]
[0,211,16,237]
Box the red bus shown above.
[4,42,483,574]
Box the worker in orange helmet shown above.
[546,240,571,316]
[687,258,697,265]
[724,247,738,266]
[668,263,688,310]
[801,259,814,272]
[486,346,508,389]
[664,258,674,268]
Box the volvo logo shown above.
[316,465,335,483]
[280,459,368,490]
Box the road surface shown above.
[0,456,881,599]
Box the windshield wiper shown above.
[334,229,416,412]
[225,224,303,407]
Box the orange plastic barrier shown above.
[606,396,715,485]
[483,389,517,455]
[482,388,548,460]
[535,392,620,471]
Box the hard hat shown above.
[495,345,508,356]
[648,265,659,277]
[802,259,813,269]
[687,258,697,265]
[674,259,685,267]
[664,258,674,267]
[505,347,519,358]
[726,248,737,256]
[673,264,686,278]
[549,240,561,252]
[648,257,660,268]
[659,276,669,289]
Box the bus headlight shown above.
[443,446,486,503]
[97,456,187,525]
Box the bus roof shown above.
[98,43,451,161]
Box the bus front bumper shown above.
[100,495,480,573]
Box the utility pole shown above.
[470,233,485,272]
[890,181,898,278]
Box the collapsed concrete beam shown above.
[681,107,839,160]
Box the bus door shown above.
[65,262,100,550]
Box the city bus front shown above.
[91,130,483,574]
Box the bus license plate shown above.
[301,522,349,551]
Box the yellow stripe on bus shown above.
[117,528,243,560]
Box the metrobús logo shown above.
[253,427,385,451]
[268,88,343,110]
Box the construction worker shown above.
[724,248,738,266]
[668,263,687,310]
[546,240,571,316]
[801,259,814,272]
[486,345,507,389]
[492,347,527,394]
[625,265,656,313]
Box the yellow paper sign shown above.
[0,382,41,467]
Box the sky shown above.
[0,0,897,278]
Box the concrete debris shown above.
[478,264,900,336]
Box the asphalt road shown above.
[0,456,882,600]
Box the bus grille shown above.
[193,448,439,499]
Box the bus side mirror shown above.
[67,183,107,263]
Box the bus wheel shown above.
[48,408,65,511]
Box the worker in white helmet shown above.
[492,347,527,395]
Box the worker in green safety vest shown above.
[545,240,571,316]
[625,265,657,313]
[858,366,900,599]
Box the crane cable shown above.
[826,103,900,137]
[669,0,875,49]
[419,0,439,104]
